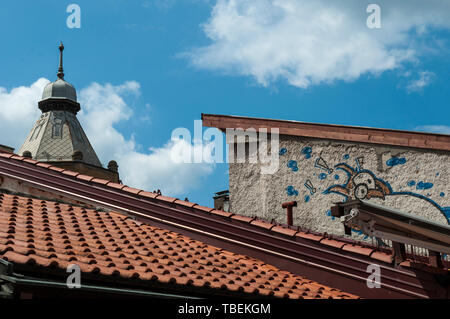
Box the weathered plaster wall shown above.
[229,135,450,238]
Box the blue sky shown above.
[0,0,449,207]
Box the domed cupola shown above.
[18,42,120,183]
[42,79,77,102]
[19,43,101,167]
[38,43,80,114]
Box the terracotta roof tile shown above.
[192,205,214,213]
[296,232,323,242]
[123,187,143,195]
[0,153,14,159]
[0,193,358,299]
[10,155,24,161]
[61,170,80,177]
[77,175,94,182]
[36,162,52,168]
[342,244,374,256]
[48,166,65,172]
[138,191,158,199]
[174,199,198,208]
[105,182,126,190]
[91,178,110,185]
[319,239,347,249]
[156,195,178,203]
[22,158,39,165]
[272,226,298,237]
[230,215,254,223]
[370,251,393,264]
[250,219,275,230]
[210,210,234,218]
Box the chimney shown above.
[214,190,230,212]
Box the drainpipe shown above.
[282,201,297,226]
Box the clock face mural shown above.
[325,163,392,201]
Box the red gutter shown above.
[0,156,448,298]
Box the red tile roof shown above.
[202,114,450,151]
[0,150,447,298]
[0,192,358,299]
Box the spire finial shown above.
[57,42,65,79]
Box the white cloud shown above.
[415,125,450,135]
[0,78,49,148]
[78,81,214,195]
[406,71,435,92]
[0,79,214,196]
[185,0,450,89]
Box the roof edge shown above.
[202,114,450,152]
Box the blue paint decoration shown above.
[416,181,433,190]
[407,180,416,187]
[343,154,350,160]
[440,192,445,197]
[286,186,299,196]
[325,209,335,220]
[287,160,298,172]
[443,207,450,221]
[321,162,450,225]
[334,174,340,180]
[318,173,327,180]
[351,228,368,239]
[386,156,407,167]
[301,147,312,159]
[304,179,317,195]
[279,148,287,156]
[304,195,310,203]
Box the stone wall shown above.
[229,135,450,238]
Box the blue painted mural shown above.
[304,179,316,195]
[286,185,299,196]
[416,181,433,190]
[301,147,312,159]
[287,160,299,172]
[283,150,449,225]
[386,156,407,167]
[322,162,450,224]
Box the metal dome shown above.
[41,78,77,102]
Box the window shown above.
[52,118,63,138]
